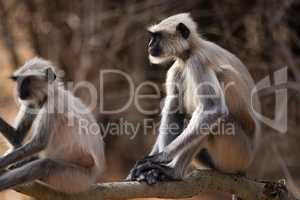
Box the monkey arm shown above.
[150,65,185,155]
[13,106,37,147]
[127,67,185,181]
[164,104,226,161]
[0,106,36,148]
[131,104,227,183]
[154,67,228,162]
[0,117,17,146]
[0,112,50,169]
[132,68,229,183]
[126,95,184,181]
[150,95,185,155]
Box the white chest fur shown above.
[182,70,201,115]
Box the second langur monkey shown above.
[0,58,105,193]
[128,13,261,184]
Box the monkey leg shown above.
[0,158,94,193]
[202,118,253,174]
[8,155,39,170]
[126,124,184,182]
[0,117,20,147]
[126,112,185,181]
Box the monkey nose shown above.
[19,90,30,100]
[18,83,30,100]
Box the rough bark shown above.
[14,170,297,200]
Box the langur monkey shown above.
[0,58,105,193]
[128,13,261,184]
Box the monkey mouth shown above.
[148,47,161,57]
[148,55,171,64]
[18,90,30,100]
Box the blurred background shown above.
[0,0,299,199]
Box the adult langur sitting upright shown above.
[0,58,105,193]
[128,13,261,185]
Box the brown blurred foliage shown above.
[0,0,300,199]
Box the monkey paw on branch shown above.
[127,153,177,185]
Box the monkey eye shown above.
[148,31,162,38]
[147,31,154,37]
[147,30,153,34]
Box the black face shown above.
[148,31,162,57]
[15,76,32,100]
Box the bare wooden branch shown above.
[13,170,297,200]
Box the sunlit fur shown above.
[148,13,199,63]
[11,58,105,193]
[13,58,61,106]
[147,13,261,175]
[148,13,260,142]
[13,58,58,77]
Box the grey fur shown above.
[0,58,105,193]
[128,13,260,185]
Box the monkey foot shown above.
[129,160,176,184]
[136,168,172,185]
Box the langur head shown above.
[11,58,58,105]
[147,13,198,64]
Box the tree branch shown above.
[13,170,297,200]
[0,116,297,200]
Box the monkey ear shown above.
[45,68,56,82]
[176,23,190,39]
